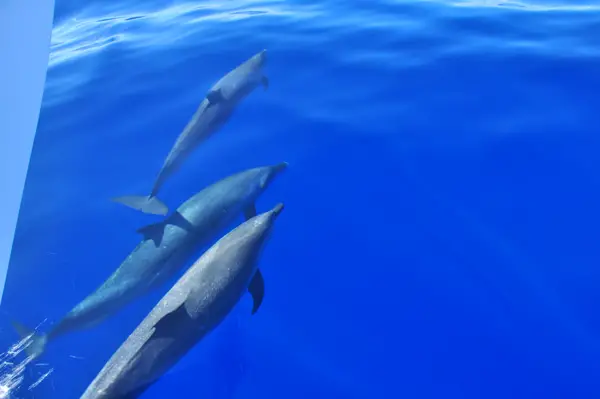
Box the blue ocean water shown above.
[3,0,600,397]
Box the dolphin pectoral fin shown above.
[261,76,269,90]
[206,89,224,105]
[137,221,166,247]
[111,195,169,216]
[248,269,264,315]
[244,203,257,221]
[151,303,191,340]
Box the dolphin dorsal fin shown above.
[244,203,257,221]
[137,221,166,247]
[170,211,195,233]
[137,212,195,247]
[206,89,224,105]
[151,303,192,340]
[248,269,264,315]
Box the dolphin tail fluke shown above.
[11,320,48,360]
[111,195,169,216]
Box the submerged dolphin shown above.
[80,203,285,399]
[13,162,287,359]
[112,50,269,216]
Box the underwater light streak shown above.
[0,336,35,397]
[0,321,53,397]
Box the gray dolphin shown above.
[112,50,269,216]
[12,162,286,359]
[80,203,285,399]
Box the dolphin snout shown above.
[271,203,284,217]
[273,161,288,173]
[254,49,267,65]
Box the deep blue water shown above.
[3,0,600,398]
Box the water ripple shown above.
[432,0,600,11]
[41,0,600,148]
[49,0,319,68]
[48,0,600,73]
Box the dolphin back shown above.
[110,51,268,215]
[211,50,268,103]
[80,203,285,398]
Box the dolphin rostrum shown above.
[80,202,285,399]
[112,50,269,216]
[12,162,286,360]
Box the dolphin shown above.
[12,162,287,360]
[80,203,285,399]
[112,50,269,216]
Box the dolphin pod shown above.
[80,204,285,399]
[12,162,287,360]
[111,49,269,216]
